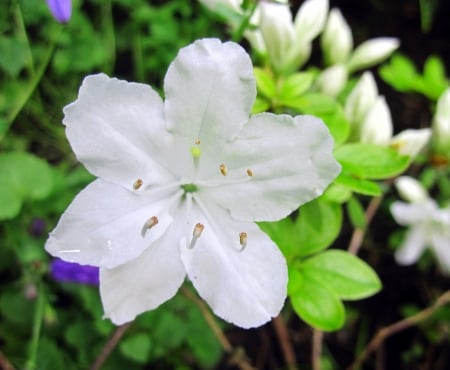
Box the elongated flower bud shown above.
[321,8,353,66]
[347,37,399,72]
[46,0,72,23]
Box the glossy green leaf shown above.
[334,171,382,196]
[334,143,410,179]
[300,250,382,300]
[278,72,314,99]
[379,53,418,92]
[254,67,276,99]
[346,196,367,230]
[289,267,345,331]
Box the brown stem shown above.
[0,352,15,370]
[182,286,256,370]
[312,329,323,370]
[348,290,450,370]
[89,322,132,370]
[348,196,382,255]
[272,315,298,370]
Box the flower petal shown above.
[390,200,437,225]
[63,73,174,189]
[395,227,426,265]
[46,0,72,23]
[180,200,287,328]
[164,38,256,142]
[430,232,450,273]
[45,179,179,269]
[100,204,187,324]
[200,113,340,221]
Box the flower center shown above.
[181,183,198,193]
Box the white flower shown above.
[432,88,450,158]
[395,176,428,203]
[259,0,328,73]
[345,72,430,157]
[45,39,341,328]
[391,177,450,273]
[347,38,400,72]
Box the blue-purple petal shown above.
[50,258,99,285]
[46,0,72,23]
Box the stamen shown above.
[195,139,201,145]
[246,169,253,177]
[141,216,158,237]
[239,232,248,250]
[190,146,202,158]
[220,164,228,176]
[188,223,204,249]
[133,178,143,190]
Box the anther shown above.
[195,139,201,145]
[239,232,248,250]
[246,169,253,177]
[220,164,228,176]
[133,178,143,190]
[141,216,158,237]
[188,223,204,249]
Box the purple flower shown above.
[46,0,72,23]
[50,258,99,285]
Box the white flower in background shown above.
[314,64,348,97]
[259,0,329,73]
[45,39,341,328]
[391,176,450,273]
[345,72,431,156]
[318,8,398,96]
[431,88,450,159]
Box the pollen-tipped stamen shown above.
[188,223,204,249]
[220,164,228,176]
[141,216,158,237]
[246,169,253,177]
[133,178,143,190]
[239,232,248,251]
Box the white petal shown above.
[180,200,287,328]
[345,71,378,127]
[164,39,255,142]
[63,74,173,189]
[259,2,295,73]
[200,113,340,221]
[359,96,393,146]
[394,176,429,203]
[321,8,353,65]
[430,232,450,274]
[294,0,329,43]
[45,179,179,269]
[390,200,437,225]
[100,204,188,324]
[347,37,399,72]
[390,128,431,158]
[395,227,427,265]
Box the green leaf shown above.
[259,198,342,260]
[322,182,353,203]
[288,267,345,331]
[335,172,382,196]
[0,36,29,77]
[334,143,410,179]
[119,333,152,364]
[0,152,54,219]
[278,72,314,100]
[379,54,418,92]
[295,198,343,256]
[281,93,338,114]
[420,55,448,100]
[346,196,367,230]
[252,96,270,114]
[254,67,276,99]
[300,250,382,300]
[314,106,350,145]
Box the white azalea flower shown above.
[391,177,450,273]
[45,39,340,328]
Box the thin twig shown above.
[272,315,298,370]
[0,352,15,370]
[312,329,323,370]
[182,286,256,370]
[348,196,383,255]
[90,322,132,370]
[348,290,450,370]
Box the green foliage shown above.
[380,53,448,100]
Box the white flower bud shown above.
[359,96,393,146]
[294,0,329,43]
[395,176,429,203]
[347,37,400,72]
[344,72,378,127]
[432,88,450,156]
[390,128,431,158]
[315,64,348,97]
[321,8,353,65]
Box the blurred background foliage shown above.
[1,0,450,369]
